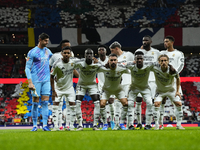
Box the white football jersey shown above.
[117,51,134,85]
[50,58,78,90]
[160,49,184,73]
[152,65,179,93]
[49,52,62,66]
[135,47,160,81]
[126,62,154,89]
[103,64,129,91]
[75,60,105,86]
[97,56,109,86]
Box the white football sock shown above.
[135,102,142,124]
[76,100,83,127]
[52,105,59,128]
[93,101,100,126]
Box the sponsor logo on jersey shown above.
[61,67,65,70]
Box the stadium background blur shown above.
[0,0,200,126]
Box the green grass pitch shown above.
[0,127,200,150]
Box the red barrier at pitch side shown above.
[0,77,200,84]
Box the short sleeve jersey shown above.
[50,58,77,90]
[75,60,103,86]
[103,64,129,91]
[160,49,184,73]
[152,66,179,93]
[49,52,62,67]
[117,51,134,85]
[97,56,109,86]
[135,47,160,81]
[126,62,154,89]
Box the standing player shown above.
[50,46,77,131]
[75,48,105,131]
[152,54,183,130]
[25,33,52,131]
[134,35,160,130]
[49,40,79,130]
[97,45,115,129]
[100,53,129,130]
[125,51,154,130]
[159,36,185,129]
[109,41,134,128]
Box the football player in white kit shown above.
[152,54,183,130]
[50,46,77,131]
[109,41,134,128]
[100,53,129,130]
[97,45,115,129]
[75,48,106,131]
[49,40,79,130]
[125,51,154,130]
[159,36,185,129]
[134,35,160,130]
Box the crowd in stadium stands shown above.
[0,0,199,30]
[0,55,26,78]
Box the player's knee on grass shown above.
[76,95,84,101]
[69,102,76,106]
[108,98,114,104]
[100,100,106,108]
[174,101,182,107]
[162,97,167,104]
[154,102,161,107]
[136,97,142,102]
[91,94,100,101]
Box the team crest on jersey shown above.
[71,63,73,66]
[172,54,175,57]
[123,56,126,59]
[152,52,154,55]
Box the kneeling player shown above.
[100,53,129,130]
[152,54,184,130]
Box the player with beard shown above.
[50,46,77,131]
[75,48,108,131]
[134,35,160,130]
[49,40,79,130]
[25,33,52,131]
[109,41,134,129]
[159,36,185,130]
[100,53,129,130]
[152,54,183,130]
[97,45,115,129]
